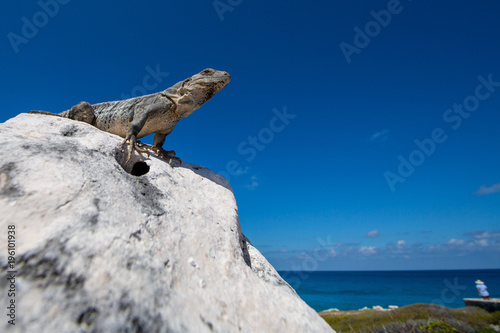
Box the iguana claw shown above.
[122,135,150,162]
[151,146,182,165]
[122,137,182,165]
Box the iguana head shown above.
[164,68,231,117]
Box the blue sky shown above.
[1,0,499,271]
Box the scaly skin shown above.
[29,69,231,163]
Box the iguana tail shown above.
[28,110,63,117]
[29,102,95,125]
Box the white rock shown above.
[325,308,339,312]
[0,114,334,332]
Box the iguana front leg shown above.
[122,101,180,164]
[121,102,167,161]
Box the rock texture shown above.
[463,298,500,313]
[0,114,334,332]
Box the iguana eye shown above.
[201,69,214,75]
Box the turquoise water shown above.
[278,269,500,312]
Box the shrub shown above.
[320,304,500,333]
[419,320,460,333]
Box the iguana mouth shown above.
[191,79,211,86]
[192,73,231,86]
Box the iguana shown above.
[29,68,231,163]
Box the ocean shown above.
[278,269,500,312]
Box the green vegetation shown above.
[419,320,460,333]
[319,304,500,333]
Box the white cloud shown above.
[475,239,489,247]
[446,238,466,246]
[235,166,249,175]
[334,242,360,247]
[474,182,500,196]
[359,246,377,256]
[427,235,499,254]
[370,129,389,142]
[386,240,408,254]
[465,230,500,240]
[245,175,259,190]
[366,230,380,238]
[265,232,500,266]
